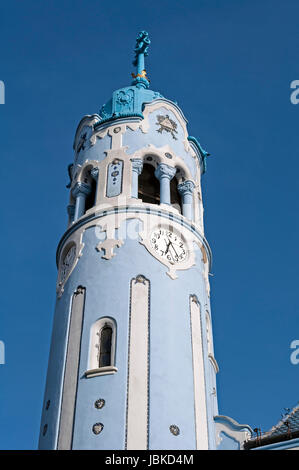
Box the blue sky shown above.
[0,0,298,449]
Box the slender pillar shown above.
[57,287,85,449]
[72,182,91,221]
[126,275,150,449]
[178,180,195,220]
[130,159,143,198]
[155,163,176,205]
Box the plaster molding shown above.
[189,295,209,449]
[85,366,118,378]
[90,123,127,147]
[214,415,253,450]
[56,231,84,298]
[56,206,212,272]
[73,114,100,152]
[197,242,210,297]
[208,354,219,374]
[96,238,124,260]
[130,158,144,175]
[126,275,150,449]
[139,99,191,152]
[75,160,101,184]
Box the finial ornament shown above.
[131,31,150,89]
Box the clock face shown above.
[60,245,76,284]
[150,228,187,265]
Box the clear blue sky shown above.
[0,0,298,449]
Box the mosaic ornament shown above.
[95,399,105,410]
[92,422,104,435]
[169,424,180,436]
[156,114,178,140]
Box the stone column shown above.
[154,163,176,205]
[72,182,91,221]
[130,159,143,198]
[178,180,195,220]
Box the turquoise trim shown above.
[98,85,163,123]
[131,31,150,89]
[188,136,210,173]
[94,112,144,128]
[56,206,213,270]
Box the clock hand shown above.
[165,239,171,254]
[169,241,179,258]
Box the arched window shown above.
[138,163,160,205]
[98,325,113,368]
[86,317,117,377]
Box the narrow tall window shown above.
[86,317,117,377]
[99,325,113,367]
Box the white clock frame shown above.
[139,223,196,279]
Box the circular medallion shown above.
[95,399,105,409]
[150,228,187,265]
[92,423,104,435]
[169,424,180,436]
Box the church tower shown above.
[39,31,246,450]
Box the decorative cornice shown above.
[95,112,144,128]
[56,205,213,270]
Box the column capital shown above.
[155,163,176,181]
[131,158,143,175]
[90,167,99,180]
[177,180,196,196]
[71,182,92,198]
